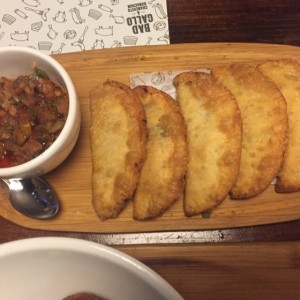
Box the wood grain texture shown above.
[0,43,299,233]
[167,0,300,46]
[118,242,300,300]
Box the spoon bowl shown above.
[3,177,60,219]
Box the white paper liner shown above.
[130,68,210,98]
[0,0,169,54]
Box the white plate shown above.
[0,237,183,300]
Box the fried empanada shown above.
[259,59,300,192]
[132,86,188,220]
[173,72,242,216]
[212,64,288,198]
[90,80,147,220]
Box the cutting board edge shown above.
[1,42,300,234]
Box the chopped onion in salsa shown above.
[0,68,68,167]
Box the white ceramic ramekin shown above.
[0,46,80,178]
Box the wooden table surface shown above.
[1,1,300,299]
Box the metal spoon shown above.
[2,177,60,219]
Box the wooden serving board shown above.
[1,42,300,233]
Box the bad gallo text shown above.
[127,2,153,34]
[127,14,153,34]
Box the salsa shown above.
[0,68,68,167]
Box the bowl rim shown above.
[0,237,183,300]
[0,46,79,177]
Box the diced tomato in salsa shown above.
[0,157,12,168]
[0,68,69,167]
